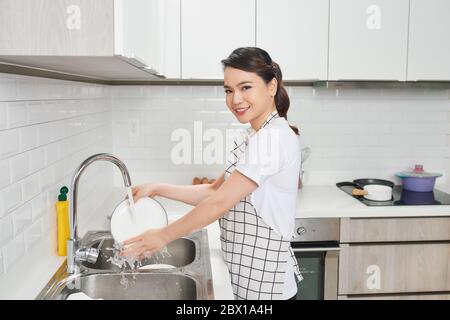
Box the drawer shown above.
[339,293,450,300]
[341,217,450,243]
[339,243,450,295]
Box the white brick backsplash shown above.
[9,153,30,183]
[0,252,3,274]
[19,126,38,151]
[24,218,43,252]
[0,215,13,247]
[31,191,50,222]
[0,73,113,282]
[0,102,7,129]
[21,173,41,202]
[12,202,32,236]
[0,159,10,189]
[30,147,47,172]
[0,129,20,159]
[6,102,28,128]
[3,183,22,213]
[3,234,25,273]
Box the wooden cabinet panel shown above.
[341,217,450,243]
[339,293,450,300]
[339,243,450,295]
[0,0,114,56]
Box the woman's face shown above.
[223,67,277,130]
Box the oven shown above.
[291,218,340,300]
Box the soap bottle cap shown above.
[58,186,69,201]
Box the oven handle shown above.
[292,247,341,253]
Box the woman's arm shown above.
[133,173,225,206]
[121,170,257,258]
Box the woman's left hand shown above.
[120,228,169,260]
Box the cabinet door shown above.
[114,0,180,77]
[340,217,450,243]
[407,0,450,81]
[339,243,450,295]
[339,293,450,300]
[181,0,255,79]
[0,0,114,56]
[256,0,328,81]
[328,0,409,81]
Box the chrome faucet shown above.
[67,153,132,273]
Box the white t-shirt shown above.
[234,116,301,299]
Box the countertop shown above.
[298,184,450,218]
[2,183,450,300]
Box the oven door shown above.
[291,243,340,300]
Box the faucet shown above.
[67,153,132,273]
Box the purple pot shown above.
[395,165,443,193]
[400,177,437,192]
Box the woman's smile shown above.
[234,106,250,116]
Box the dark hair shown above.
[221,47,299,135]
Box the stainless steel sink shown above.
[37,229,214,300]
[81,237,196,271]
[44,272,198,300]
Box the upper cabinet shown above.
[256,0,328,81]
[181,0,255,79]
[328,0,409,81]
[407,0,450,81]
[0,0,180,80]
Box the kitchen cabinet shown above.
[339,293,450,300]
[338,217,450,299]
[181,0,255,79]
[340,217,450,243]
[339,242,450,295]
[407,0,450,81]
[328,0,409,81]
[256,0,328,81]
[0,0,180,80]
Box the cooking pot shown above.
[350,178,395,202]
[395,165,442,192]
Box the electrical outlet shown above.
[129,119,140,137]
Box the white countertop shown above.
[297,184,450,218]
[3,183,450,300]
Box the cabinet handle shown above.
[292,247,341,253]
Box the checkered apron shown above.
[219,112,303,300]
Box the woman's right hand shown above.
[131,183,160,202]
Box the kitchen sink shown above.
[37,229,214,300]
[81,237,196,271]
[45,272,198,300]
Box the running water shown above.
[126,187,136,223]
[105,242,173,289]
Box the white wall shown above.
[0,73,113,282]
[111,85,450,187]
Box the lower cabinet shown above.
[337,217,450,299]
[339,293,450,300]
[339,242,450,296]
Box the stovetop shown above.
[336,182,450,206]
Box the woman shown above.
[121,47,303,300]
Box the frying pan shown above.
[342,178,394,202]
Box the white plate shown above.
[110,197,168,244]
[138,264,176,270]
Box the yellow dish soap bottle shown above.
[56,186,70,256]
